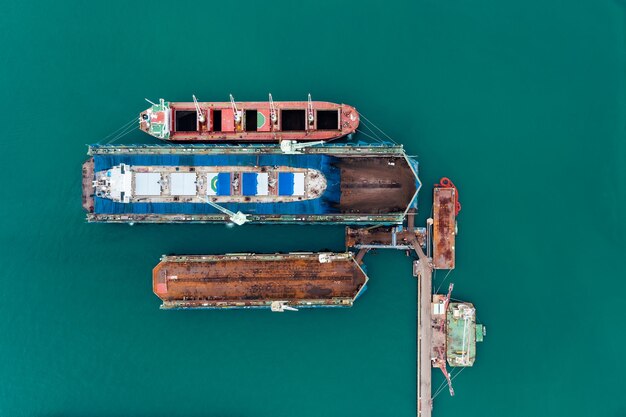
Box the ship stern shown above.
[139,100,171,140]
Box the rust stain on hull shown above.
[339,157,417,214]
[345,226,426,248]
[153,253,368,309]
[83,150,419,225]
[82,158,94,213]
[433,187,456,269]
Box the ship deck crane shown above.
[230,94,242,124]
[435,283,456,396]
[192,94,206,124]
[307,93,314,125]
[442,283,454,330]
[269,93,278,124]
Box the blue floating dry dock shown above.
[82,144,421,225]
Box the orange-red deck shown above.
[153,253,368,309]
[433,187,456,269]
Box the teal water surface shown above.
[1,0,625,416]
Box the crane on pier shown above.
[434,283,455,396]
[270,301,299,312]
[441,283,454,331]
[204,197,249,226]
[280,139,326,154]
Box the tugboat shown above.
[139,94,359,142]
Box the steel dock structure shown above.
[83,143,421,225]
[347,180,483,417]
[148,179,484,416]
[153,252,368,311]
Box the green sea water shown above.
[1,0,625,416]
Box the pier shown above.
[148,178,481,417]
[347,180,463,417]
[348,220,438,417]
[414,242,433,417]
[413,246,433,417]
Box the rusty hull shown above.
[339,156,416,215]
[153,253,368,309]
[82,158,94,213]
[345,226,426,248]
[433,187,456,269]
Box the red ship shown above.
[139,94,359,142]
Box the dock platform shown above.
[153,252,368,310]
[414,245,433,417]
[146,177,482,417]
[345,225,426,249]
[84,144,422,225]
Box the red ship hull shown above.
[139,99,359,142]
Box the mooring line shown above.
[99,116,137,143]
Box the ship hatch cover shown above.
[134,173,161,196]
[170,173,197,196]
[175,110,197,132]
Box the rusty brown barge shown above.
[153,252,368,311]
